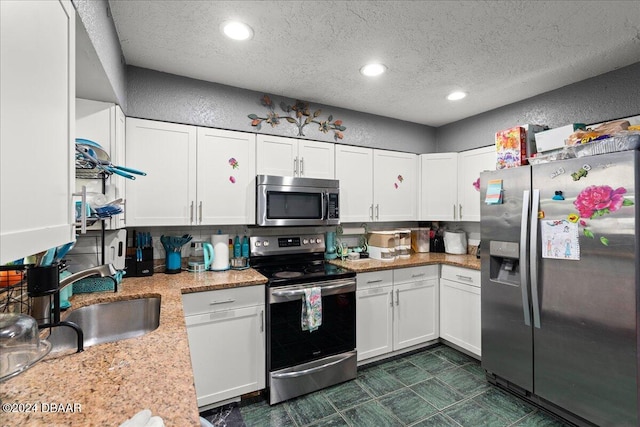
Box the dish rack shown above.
[0,265,30,315]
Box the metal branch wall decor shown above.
[248,95,346,141]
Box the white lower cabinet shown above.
[356,266,438,362]
[440,265,481,357]
[182,286,265,408]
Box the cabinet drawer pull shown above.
[209,299,236,305]
[411,273,425,278]
[456,275,473,282]
[366,279,383,284]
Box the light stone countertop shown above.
[0,254,478,427]
[0,269,267,427]
[330,252,481,272]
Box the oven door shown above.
[267,278,356,371]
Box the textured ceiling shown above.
[109,0,640,127]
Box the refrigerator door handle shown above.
[530,189,542,329]
[520,190,531,326]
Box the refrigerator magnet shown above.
[552,191,565,200]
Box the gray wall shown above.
[73,0,128,110]
[436,62,640,153]
[126,66,437,154]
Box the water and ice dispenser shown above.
[489,241,520,285]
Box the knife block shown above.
[125,247,154,277]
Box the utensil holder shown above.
[165,251,181,274]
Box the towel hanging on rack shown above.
[301,287,322,332]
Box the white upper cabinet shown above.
[457,146,495,221]
[336,147,417,222]
[126,118,256,226]
[126,118,197,226]
[1,0,76,263]
[335,145,374,222]
[420,146,494,222]
[76,99,126,229]
[420,153,458,221]
[373,150,418,222]
[196,128,256,225]
[256,134,334,179]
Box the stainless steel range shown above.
[250,234,357,405]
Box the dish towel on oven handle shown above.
[301,287,322,332]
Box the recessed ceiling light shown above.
[221,21,253,41]
[447,91,467,101]
[360,63,387,77]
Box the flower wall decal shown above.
[249,95,346,141]
[568,184,634,245]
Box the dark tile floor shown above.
[202,344,572,427]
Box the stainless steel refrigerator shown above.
[480,149,638,427]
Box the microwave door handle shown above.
[322,191,328,222]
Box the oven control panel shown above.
[250,234,324,255]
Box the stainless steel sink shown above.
[47,297,161,352]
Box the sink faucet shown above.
[31,264,118,326]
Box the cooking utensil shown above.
[75,138,147,179]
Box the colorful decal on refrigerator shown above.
[552,191,565,200]
[550,167,565,179]
[571,167,589,181]
[484,179,503,204]
[541,219,580,260]
[473,177,480,191]
[570,185,634,245]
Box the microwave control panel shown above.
[327,193,339,219]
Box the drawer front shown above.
[440,265,480,287]
[182,285,265,316]
[393,265,439,284]
[357,270,393,290]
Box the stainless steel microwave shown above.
[256,175,340,226]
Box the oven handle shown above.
[271,280,355,298]
[271,352,354,379]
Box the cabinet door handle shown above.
[369,205,374,220]
[300,157,304,176]
[209,299,236,305]
[453,204,456,220]
[294,157,298,176]
[459,204,462,220]
[389,290,394,307]
[395,289,400,305]
[455,275,473,282]
[199,201,203,223]
[260,309,264,332]
[375,204,380,220]
[190,201,194,223]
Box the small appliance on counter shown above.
[367,231,397,261]
[395,229,411,258]
[187,241,213,273]
[444,230,467,255]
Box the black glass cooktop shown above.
[252,258,355,287]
